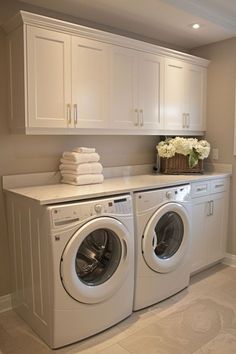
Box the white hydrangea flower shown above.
[172,137,195,156]
[157,140,176,158]
[195,140,211,159]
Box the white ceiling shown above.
[18,0,236,49]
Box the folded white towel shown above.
[62,152,100,163]
[72,147,96,153]
[61,174,104,186]
[60,162,103,175]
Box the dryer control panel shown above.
[134,184,191,213]
[48,194,132,228]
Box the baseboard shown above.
[223,253,236,267]
[0,294,12,313]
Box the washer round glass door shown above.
[60,217,130,304]
[142,202,190,273]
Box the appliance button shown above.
[94,204,102,213]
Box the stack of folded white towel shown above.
[59,147,104,186]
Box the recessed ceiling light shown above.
[192,23,200,30]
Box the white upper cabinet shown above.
[5,11,209,135]
[138,53,164,130]
[110,47,163,131]
[186,64,206,131]
[164,58,206,132]
[164,59,186,130]
[109,46,138,129]
[27,26,71,128]
[71,37,109,129]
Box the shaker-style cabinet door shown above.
[206,193,226,264]
[164,58,186,130]
[138,53,164,129]
[186,64,206,131]
[109,45,138,130]
[27,26,71,128]
[190,196,209,273]
[71,36,109,129]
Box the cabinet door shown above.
[206,193,226,264]
[138,53,163,129]
[191,196,209,273]
[109,45,138,129]
[164,58,186,130]
[72,36,109,128]
[27,26,71,128]
[186,65,206,131]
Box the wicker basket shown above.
[160,153,204,174]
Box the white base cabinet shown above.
[190,178,230,274]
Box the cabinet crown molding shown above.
[4,10,209,67]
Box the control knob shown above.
[94,204,102,213]
[166,191,172,199]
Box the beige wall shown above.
[0,2,158,296]
[191,38,236,256]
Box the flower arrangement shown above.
[156,137,210,168]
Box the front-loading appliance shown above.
[6,194,134,348]
[133,184,191,311]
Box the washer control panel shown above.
[48,194,132,228]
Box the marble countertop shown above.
[3,171,231,205]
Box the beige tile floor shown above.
[0,263,236,354]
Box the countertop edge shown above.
[3,172,231,205]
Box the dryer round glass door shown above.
[60,217,130,304]
[142,202,190,273]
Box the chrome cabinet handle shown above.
[210,200,214,215]
[215,184,224,188]
[182,113,186,128]
[186,113,190,128]
[74,104,78,126]
[134,109,139,126]
[67,104,71,125]
[140,109,144,126]
[196,186,207,192]
[207,200,214,216]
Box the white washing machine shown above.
[133,184,192,311]
[47,194,134,348]
[7,194,134,349]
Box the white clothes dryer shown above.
[133,184,192,311]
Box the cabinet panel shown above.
[72,37,109,128]
[191,181,210,198]
[27,26,71,128]
[110,46,138,129]
[206,193,226,264]
[187,65,206,131]
[191,196,209,273]
[164,59,186,130]
[138,53,163,129]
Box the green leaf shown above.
[188,150,199,168]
